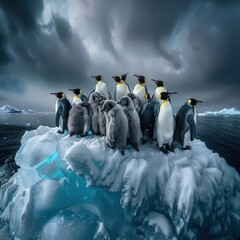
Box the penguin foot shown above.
[107,143,115,149]
[132,143,139,152]
[57,130,64,134]
[119,149,125,156]
[160,147,168,155]
[69,132,75,137]
[182,145,191,150]
[166,144,175,152]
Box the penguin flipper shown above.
[108,111,117,142]
[108,91,113,100]
[88,89,95,99]
[187,115,196,141]
[80,94,88,102]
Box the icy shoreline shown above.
[0,126,240,239]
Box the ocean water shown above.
[0,114,239,176]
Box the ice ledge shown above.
[0,126,240,240]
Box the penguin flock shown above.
[51,73,203,155]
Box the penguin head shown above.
[151,79,164,87]
[90,92,101,103]
[101,100,116,112]
[187,99,204,106]
[91,75,103,81]
[68,88,82,96]
[118,96,133,108]
[127,92,136,101]
[158,92,177,100]
[134,74,146,84]
[80,102,91,110]
[121,72,128,81]
[112,76,121,83]
[50,92,65,99]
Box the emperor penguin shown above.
[91,75,111,100]
[101,100,128,155]
[88,92,102,135]
[68,88,88,106]
[151,79,167,104]
[112,75,131,102]
[127,93,143,115]
[79,101,92,135]
[50,92,72,134]
[118,96,141,151]
[174,99,203,150]
[155,91,177,154]
[68,104,86,137]
[140,93,158,144]
[133,74,148,105]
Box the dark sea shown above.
[0,114,239,184]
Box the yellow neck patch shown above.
[188,99,192,105]
[137,83,143,87]
[117,81,124,85]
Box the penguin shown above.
[68,88,88,106]
[68,104,86,137]
[121,72,131,92]
[174,99,203,150]
[98,96,107,136]
[151,79,167,104]
[91,75,111,100]
[79,101,92,135]
[118,96,141,151]
[133,74,148,105]
[112,75,130,102]
[50,92,72,134]
[101,100,128,155]
[155,91,177,154]
[127,93,143,115]
[140,93,159,144]
[88,92,102,135]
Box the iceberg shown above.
[198,108,240,116]
[0,126,240,239]
[0,105,37,114]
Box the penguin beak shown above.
[151,79,157,83]
[134,74,139,79]
[167,92,177,97]
[91,76,97,80]
[196,100,204,103]
[68,89,74,92]
[50,93,58,96]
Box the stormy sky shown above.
[0,0,239,112]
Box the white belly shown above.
[154,87,167,104]
[96,81,109,99]
[73,96,82,106]
[156,102,175,146]
[133,85,146,104]
[116,84,130,102]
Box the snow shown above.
[0,104,38,113]
[198,108,240,116]
[0,126,240,239]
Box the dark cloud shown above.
[0,0,239,111]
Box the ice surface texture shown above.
[0,126,240,240]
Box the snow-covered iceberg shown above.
[198,108,240,116]
[0,126,240,240]
[0,105,37,113]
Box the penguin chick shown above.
[101,100,128,155]
[50,92,72,134]
[68,104,86,137]
[140,93,158,144]
[127,92,143,115]
[118,96,141,152]
[88,92,102,135]
[79,102,92,136]
[174,98,203,150]
[112,75,130,102]
[133,74,148,105]
[68,88,88,105]
[155,92,177,154]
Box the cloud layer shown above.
[0,0,239,111]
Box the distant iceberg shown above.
[0,104,37,113]
[198,108,240,116]
[0,126,239,239]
